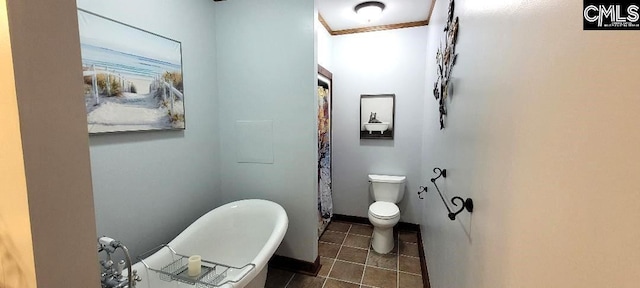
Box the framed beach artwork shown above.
[78,9,185,134]
[360,94,395,140]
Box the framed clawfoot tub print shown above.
[360,94,395,140]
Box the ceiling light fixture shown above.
[354,1,386,23]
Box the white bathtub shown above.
[131,199,288,288]
[364,123,389,134]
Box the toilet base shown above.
[371,227,394,254]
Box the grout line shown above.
[346,233,372,238]
[322,223,351,288]
[397,232,400,288]
[341,244,371,250]
[319,240,342,246]
[284,222,424,288]
[283,272,295,288]
[396,255,422,275]
[333,258,398,273]
[352,274,418,288]
[350,233,373,237]
[341,233,372,251]
[333,259,368,267]
[325,275,367,285]
[359,237,371,287]
[398,254,421,259]
[347,225,373,236]
[325,276,394,288]
[398,241,420,258]
[280,220,425,288]
[398,271,423,277]
[342,244,372,250]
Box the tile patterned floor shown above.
[266,221,427,288]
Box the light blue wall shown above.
[214,0,318,262]
[81,0,318,263]
[330,27,428,224]
[78,0,220,259]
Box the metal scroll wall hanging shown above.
[433,0,460,129]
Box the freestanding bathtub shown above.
[364,122,389,134]
[130,199,288,288]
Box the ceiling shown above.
[318,0,435,34]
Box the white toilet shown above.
[367,174,406,254]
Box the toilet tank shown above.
[368,174,406,203]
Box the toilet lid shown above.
[369,202,400,220]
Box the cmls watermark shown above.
[584,1,640,30]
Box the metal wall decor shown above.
[433,0,460,129]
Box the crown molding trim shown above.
[318,0,436,36]
[330,20,428,35]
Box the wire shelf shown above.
[138,245,255,288]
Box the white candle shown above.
[187,255,201,277]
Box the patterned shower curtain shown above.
[318,85,332,236]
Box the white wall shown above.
[78,0,220,259]
[331,27,427,224]
[421,0,640,287]
[317,18,333,70]
[215,0,318,262]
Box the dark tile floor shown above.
[266,220,427,288]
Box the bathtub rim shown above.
[207,199,288,285]
[133,198,288,287]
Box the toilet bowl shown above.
[368,201,400,254]
[367,174,406,254]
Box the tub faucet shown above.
[98,237,141,288]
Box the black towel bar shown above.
[428,167,474,221]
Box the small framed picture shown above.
[360,94,395,140]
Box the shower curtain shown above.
[318,84,332,236]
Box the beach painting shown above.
[78,9,185,134]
